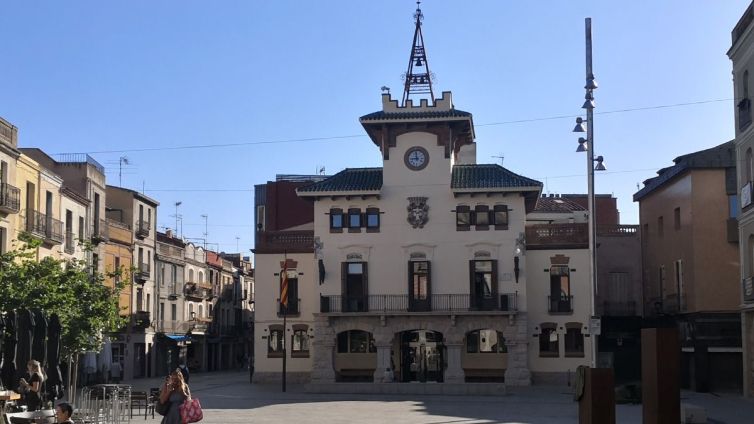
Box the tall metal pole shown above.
[585,17,598,368]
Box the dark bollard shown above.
[578,367,616,424]
[641,327,680,424]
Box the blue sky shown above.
[0,0,748,255]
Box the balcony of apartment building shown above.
[319,293,518,315]
[107,219,132,245]
[597,224,639,237]
[25,210,64,245]
[131,310,151,330]
[525,223,588,250]
[548,295,574,314]
[254,230,314,254]
[134,262,150,283]
[135,219,150,239]
[156,320,193,334]
[0,181,21,214]
[90,218,109,243]
[184,282,210,301]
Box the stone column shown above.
[444,342,465,383]
[310,316,336,383]
[504,314,531,386]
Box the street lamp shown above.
[572,17,606,369]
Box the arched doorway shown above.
[399,330,444,382]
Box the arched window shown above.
[188,303,194,319]
[198,305,203,318]
[198,271,204,283]
[538,323,559,357]
[188,269,194,283]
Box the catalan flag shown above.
[280,260,289,308]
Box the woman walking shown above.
[18,359,45,411]
[159,369,190,424]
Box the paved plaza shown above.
[116,371,754,424]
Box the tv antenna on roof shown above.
[119,156,129,186]
[492,154,504,166]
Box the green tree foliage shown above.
[0,234,126,358]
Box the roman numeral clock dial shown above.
[404,146,429,171]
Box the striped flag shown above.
[280,260,289,308]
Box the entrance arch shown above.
[398,330,444,382]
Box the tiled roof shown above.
[534,196,587,213]
[451,164,542,190]
[633,140,735,202]
[297,168,382,193]
[360,109,472,121]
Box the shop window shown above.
[336,330,376,353]
[466,329,506,353]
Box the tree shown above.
[0,233,126,358]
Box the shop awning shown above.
[166,334,191,342]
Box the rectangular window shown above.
[658,216,664,237]
[474,205,490,230]
[279,271,299,315]
[0,227,6,254]
[348,208,361,232]
[549,266,572,313]
[564,326,585,357]
[467,330,506,353]
[292,329,309,357]
[329,208,343,233]
[470,260,497,310]
[159,302,165,321]
[493,205,509,230]
[256,205,265,232]
[674,207,680,230]
[410,261,429,301]
[268,329,284,357]
[171,303,176,321]
[539,326,559,357]
[79,216,85,240]
[343,262,368,312]
[456,205,471,231]
[366,207,380,232]
[146,293,151,314]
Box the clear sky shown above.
[1,0,749,256]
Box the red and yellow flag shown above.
[280,260,289,308]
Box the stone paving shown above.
[119,371,754,423]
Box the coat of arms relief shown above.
[407,196,429,228]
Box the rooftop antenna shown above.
[118,156,129,186]
[401,1,435,106]
[201,214,208,250]
[235,236,240,252]
[492,154,505,166]
[318,166,326,175]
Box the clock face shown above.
[404,147,429,171]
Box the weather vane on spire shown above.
[402,0,435,106]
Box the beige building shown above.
[59,187,89,262]
[106,185,159,379]
[0,117,21,254]
[635,141,742,392]
[729,1,754,397]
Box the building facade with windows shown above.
[184,242,211,372]
[0,117,21,254]
[106,185,159,379]
[729,1,754,397]
[635,140,742,392]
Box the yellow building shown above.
[16,153,65,260]
[0,117,21,253]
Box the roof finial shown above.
[402,0,434,106]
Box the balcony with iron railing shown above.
[526,223,588,250]
[184,282,210,301]
[91,218,109,243]
[255,230,314,254]
[277,298,301,316]
[26,210,63,244]
[0,182,20,214]
[134,262,151,282]
[319,293,518,315]
[107,219,132,245]
[548,295,574,314]
[132,310,151,329]
[64,231,75,255]
[136,219,151,238]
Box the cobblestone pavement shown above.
[119,371,754,424]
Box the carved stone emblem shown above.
[407,196,429,229]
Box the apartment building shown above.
[106,185,159,379]
[729,1,754,397]
[184,241,211,372]
[635,140,742,392]
[0,117,21,254]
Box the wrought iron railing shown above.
[136,219,150,238]
[0,182,20,213]
[277,298,301,315]
[91,218,109,241]
[548,295,574,313]
[135,262,150,281]
[26,210,63,243]
[132,310,151,329]
[319,293,517,314]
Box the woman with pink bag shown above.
[158,369,203,423]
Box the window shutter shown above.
[362,262,369,297]
[491,260,499,299]
[469,261,476,300]
[426,261,432,298]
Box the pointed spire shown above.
[402,1,435,106]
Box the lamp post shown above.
[573,17,606,368]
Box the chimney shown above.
[166,228,173,239]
